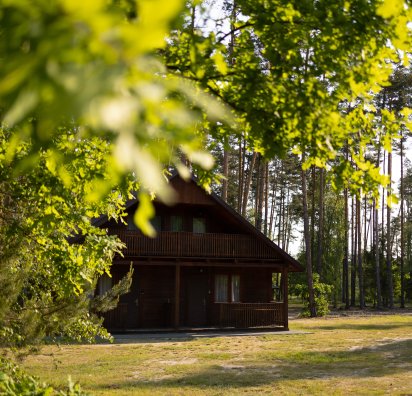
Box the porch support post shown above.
[282,267,289,330]
[174,263,181,329]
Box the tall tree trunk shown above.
[375,144,382,309]
[344,187,350,308]
[223,0,237,203]
[241,151,257,216]
[374,198,382,309]
[311,167,316,271]
[256,154,264,231]
[351,195,357,306]
[400,134,405,308]
[283,185,290,250]
[278,163,285,245]
[386,151,394,308]
[381,151,386,263]
[268,174,277,239]
[357,195,365,308]
[222,138,229,201]
[301,155,316,317]
[237,135,244,213]
[264,161,269,236]
[317,168,324,279]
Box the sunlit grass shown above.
[18,314,412,395]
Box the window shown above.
[127,213,139,231]
[98,273,112,296]
[231,275,240,302]
[151,215,162,232]
[170,215,183,232]
[193,217,206,233]
[215,274,228,302]
[215,274,240,303]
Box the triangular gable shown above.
[167,174,303,272]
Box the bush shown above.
[0,358,87,396]
[295,274,333,317]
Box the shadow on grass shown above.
[109,330,304,344]
[90,339,412,392]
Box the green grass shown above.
[17,314,412,395]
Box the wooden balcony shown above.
[216,302,285,328]
[114,231,277,259]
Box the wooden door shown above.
[186,272,208,327]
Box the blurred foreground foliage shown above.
[0,357,88,395]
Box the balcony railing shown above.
[113,231,277,259]
[216,302,285,328]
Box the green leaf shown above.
[134,192,156,237]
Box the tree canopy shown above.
[1,0,412,345]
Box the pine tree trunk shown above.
[264,161,269,236]
[357,196,365,308]
[374,198,382,309]
[256,154,264,231]
[283,186,290,250]
[269,173,277,239]
[317,168,324,279]
[311,167,316,272]
[386,151,394,308]
[241,151,257,216]
[351,195,357,306]
[344,187,350,309]
[222,139,229,201]
[237,135,243,213]
[301,155,317,317]
[400,135,405,308]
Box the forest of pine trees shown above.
[164,0,411,314]
[207,66,412,313]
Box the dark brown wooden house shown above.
[96,174,303,331]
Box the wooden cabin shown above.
[96,174,303,331]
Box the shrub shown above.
[295,274,333,317]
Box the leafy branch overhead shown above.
[165,0,412,199]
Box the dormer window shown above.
[171,215,183,232]
[193,217,206,233]
[151,215,162,232]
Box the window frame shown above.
[214,273,240,303]
[170,215,183,232]
[192,217,206,234]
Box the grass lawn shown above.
[19,314,412,395]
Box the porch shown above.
[102,264,289,331]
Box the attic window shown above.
[171,215,183,232]
[193,217,206,233]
